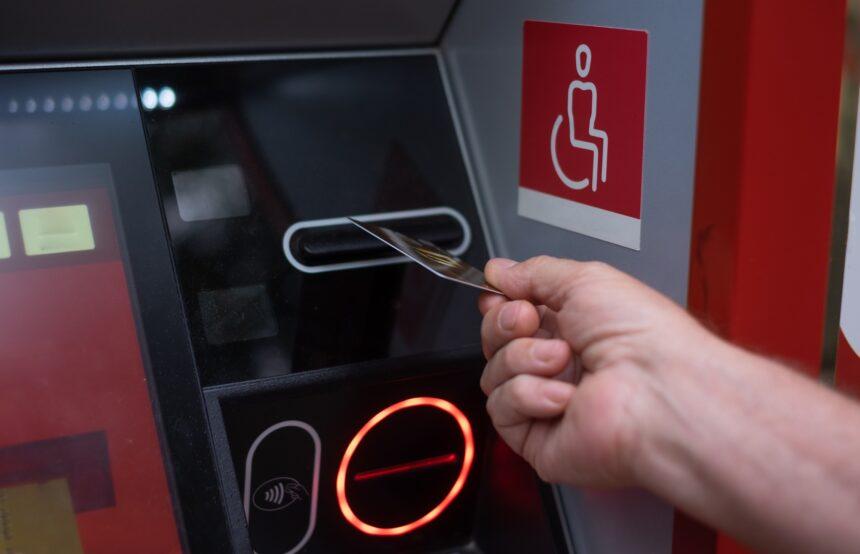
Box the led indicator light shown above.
[140,87,158,111]
[336,397,474,537]
[158,86,176,109]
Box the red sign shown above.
[519,21,648,249]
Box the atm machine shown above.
[0,1,704,553]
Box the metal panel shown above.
[835,0,860,396]
[441,1,705,552]
[0,0,456,61]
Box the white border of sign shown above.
[518,187,641,250]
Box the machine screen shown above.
[0,72,185,552]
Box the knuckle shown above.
[500,344,516,372]
[480,314,497,355]
[502,339,525,369]
[479,366,490,395]
[522,437,548,480]
[583,260,607,274]
[532,458,552,483]
[508,376,532,406]
[575,261,611,285]
[529,254,556,269]
[485,394,500,422]
[480,314,490,338]
[585,260,614,276]
[481,341,491,360]
[481,308,497,332]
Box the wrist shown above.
[628,326,740,496]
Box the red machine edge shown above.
[677,1,847,553]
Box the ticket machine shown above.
[0,1,705,553]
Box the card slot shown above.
[292,216,463,267]
[284,208,469,273]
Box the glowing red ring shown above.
[336,397,474,536]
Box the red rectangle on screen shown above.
[0,186,182,553]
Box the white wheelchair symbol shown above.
[550,44,609,192]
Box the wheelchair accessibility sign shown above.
[519,21,648,250]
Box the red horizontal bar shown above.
[353,453,458,482]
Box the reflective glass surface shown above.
[137,55,489,386]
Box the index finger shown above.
[480,299,540,359]
[478,291,506,316]
[485,256,584,312]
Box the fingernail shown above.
[493,258,518,269]
[543,381,571,406]
[532,340,563,363]
[498,302,520,331]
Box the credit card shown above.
[348,217,503,294]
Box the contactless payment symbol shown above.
[519,21,648,250]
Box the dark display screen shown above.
[136,55,489,387]
[210,353,564,554]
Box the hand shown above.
[478,256,719,487]
[481,256,860,553]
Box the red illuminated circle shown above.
[335,397,474,536]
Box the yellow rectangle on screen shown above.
[0,479,84,554]
[20,204,95,256]
[0,212,9,259]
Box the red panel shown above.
[729,0,844,368]
[678,1,846,553]
[0,188,182,552]
[686,0,752,336]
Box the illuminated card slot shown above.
[353,453,458,482]
[0,212,9,259]
[19,204,95,256]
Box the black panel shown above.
[209,350,565,554]
[0,1,456,61]
[137,55,489,387]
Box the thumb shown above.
[485,256,583,312]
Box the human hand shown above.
[478,256,720,487]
